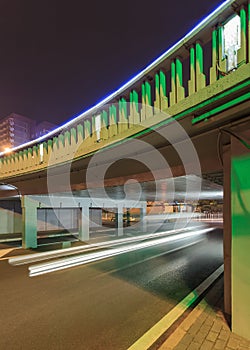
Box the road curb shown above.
[127,265,224,350]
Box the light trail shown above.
[9,225,200,266]
[28,228,213,277]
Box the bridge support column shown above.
[230,136,250,340]
[223,144,232,317]
[116,206,123,237]
[140,204,147,233]
[22,196,37,249]
[79,206,89,241]
[223,127,250,341]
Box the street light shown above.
[0,182,21,200]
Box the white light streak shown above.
[28,228,213,277]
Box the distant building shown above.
[0,113,57,152]
[34,121,57,139]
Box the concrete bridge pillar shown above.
[223,125,250,340]
[79,206,89,241]
[140,203,147,233]
[116,205,123,237]
[22,197,37,249]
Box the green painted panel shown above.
[133,90,139,112]
[84,119,91,136]
[70,127,77,143]
[192,92,250,124]
[119,97,127,119]
[59,133,65,146]
[109,105,117,123]
[176,58,183,86]
[101,110,108,127]
[196,42,204,74]
[159,70,166,96]
[77,124,84,140]
[171,61,176,84]
[231,154,250,340]
[142,83,146,104]
[155,73,160,98]
[240,7,247,37]
[145,81,151,105]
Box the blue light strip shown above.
[0,0,236,157]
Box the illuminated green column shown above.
[170,59,185,104]
[169,60,176,106]
[133,90,140,124]
[195,42,206,91]
[210,29,218,84]
[47,139,53,160]
[27,147,33,167]
[23,149,28,169]
[118,97,128,133]
[32,145,38,165]
[238,6,247,67]
[58,134,65,153]
[19,151,24,170]
[141,83,146,121]
[84,119,91,139]
[248,1,250,63]
[231,152,250,340]
[159,70,168,110]
[154,73,160,110]
[77,124,84,144]
[64,131,70,149]
[22,196,37,249]
[188,46,196,95]
[70,127,77,146]
[100,110,109,140]
[129,90,139,126]
[145,81,153,118]
[109,104,117,137]
[176,58,185,101]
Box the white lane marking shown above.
[28,228,213,277]
[127,264,224,350]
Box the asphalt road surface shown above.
[0,227,223,350]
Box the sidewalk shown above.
[159,277,250,350]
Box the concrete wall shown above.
[0,208,22,234]
[37,208,79,231]
[0,200,22,234]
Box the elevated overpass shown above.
[0,0,249,340]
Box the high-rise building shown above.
[0,113,57,152]
[34,121,57,139]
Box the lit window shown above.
[95,114,101,142]
[39,144,44,163]
[223,15,241,71]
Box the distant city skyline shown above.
[0,113,56,152]
[0,1,225,126]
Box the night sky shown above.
[0,0,225,126]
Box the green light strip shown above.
[192,92,250,124]
[2,78,249,179]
